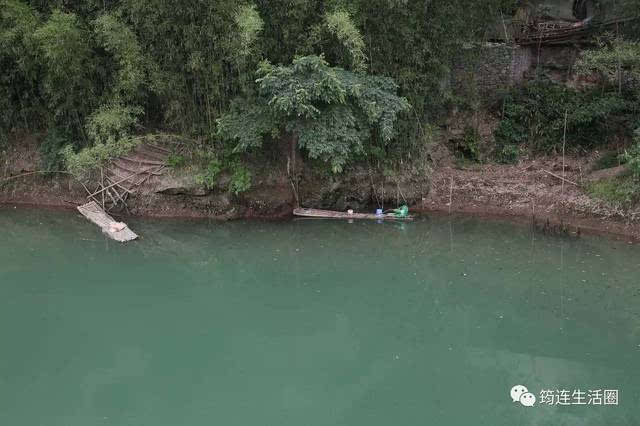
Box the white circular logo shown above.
[510,385,536,407]
[511,385,529,402]
[520,392,536,407]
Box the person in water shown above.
[391,205,409,217]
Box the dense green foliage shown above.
[1,0,513,173]
[2,0,640,184]
[494,79,637,157]
[577,36,640,184]
[622,129,640,178]
[217,55,410,172]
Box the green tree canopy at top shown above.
[217,55,410,172]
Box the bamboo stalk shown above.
[562,109,568,197]
[100,167,105,210]
[86,168,156,199]
[80,181,101,205]
[542,169,579,186]
[448,177,453,214]
[108,184,127,207]
[0,170,71,185]
[104,174,133,194]
[133,166,165,187]
[105,187,118,211]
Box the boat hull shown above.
[293,208,413,221]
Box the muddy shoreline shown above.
[3,139,640,242]
[420,206,640,243]
[3,197,640,244]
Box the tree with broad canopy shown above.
[217,55,410,173]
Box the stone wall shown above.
[452,43,581,102]
[452,43,533,102]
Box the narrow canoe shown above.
[293,208,413,221]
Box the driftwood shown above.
[117,157,165,166]
[542,169,580,187]
[110,160,164,176]
[146,143,170,153]
[0,170,70,185]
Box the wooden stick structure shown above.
[542,169,580,187]
[562,110,568,197]
[448,177,453,214]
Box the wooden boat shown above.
[293,208,413,221]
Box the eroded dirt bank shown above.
[421,152,640,240]
[2,138,640,241]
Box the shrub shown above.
[494,143,520,164]
[592,151,623,171]
[39,128,69,172]
[586,175,640,207]
[622,130,640,179]
[454,126,480,162]
[62,137,140,178]
[495,80,632,154]
[166,153,186,168]
[86,103,143,145]
[194,157,221,190]
[229,161,252,195]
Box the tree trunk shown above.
[286,132,300,207]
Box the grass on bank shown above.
[586,173,640,208]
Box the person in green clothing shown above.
[391,205,409,218]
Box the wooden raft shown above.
[77,201,138,242]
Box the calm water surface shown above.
[1,206,640,425]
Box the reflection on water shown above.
[1,206,639,425]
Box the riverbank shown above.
[420,151,640,241]
[3,139,640,241]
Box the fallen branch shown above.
[0,170,71,185]
[542,169,580,187]
[133,165,165,187]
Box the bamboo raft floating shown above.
[77,201,138,242]
[293,208,413,221]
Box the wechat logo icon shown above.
[511,385,536,407]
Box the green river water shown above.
[1,206,639,425]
